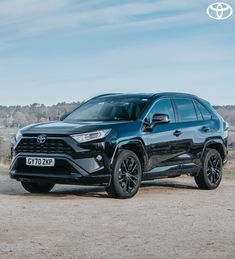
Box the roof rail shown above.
[91,93,121,99]
[152,92,198,98]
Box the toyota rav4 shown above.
[10,93,228,198]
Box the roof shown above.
[93,93,155,99]
[154,92,198,98]
[94,92,198,99]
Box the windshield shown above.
[64,96,150,122]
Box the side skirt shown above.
[143,165,181,180]
[143,163,201,180]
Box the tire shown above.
[106,150,142,199]
[105,184,118,198]
[195,149,223,190]
[21,182,55,193]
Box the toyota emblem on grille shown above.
[207,2,233,20]
[37,135,47,144]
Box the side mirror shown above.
[152,113,170,125]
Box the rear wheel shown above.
[21,182,55,193]
[106,150,142,199]
[195,149,223,190]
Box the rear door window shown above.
[193,101,203,120]
[174,98,197,122]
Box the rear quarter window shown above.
[196,101,212,120]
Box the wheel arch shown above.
[111,138,148,170]
[202,138,227,162]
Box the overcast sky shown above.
[0,0,234,106]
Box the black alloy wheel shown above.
[118,156,139,193]
[195,149,223,190]
[207,153,222,185]
[106,150,142,198]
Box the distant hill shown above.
[214,105,235,126]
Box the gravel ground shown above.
[0,168,235,259]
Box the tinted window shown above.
[64,96,149,122]
[148,99,175,123]
[175,98,197,122]
[197,101,212,120]
[194,101,203,120]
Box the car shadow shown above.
[141,180,198,190]
[1,185,108,199]
[50,186,108,198]
[0,180,198,199]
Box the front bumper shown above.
[10,153,111,186]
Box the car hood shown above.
[21,121,137,135]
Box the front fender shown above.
[110,138,148,169]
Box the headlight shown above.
[15,130,22,142]
[71,129,111,143]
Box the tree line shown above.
[0,102,81,128]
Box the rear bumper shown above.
[10,153,111,186]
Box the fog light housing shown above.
[96,155,102,161]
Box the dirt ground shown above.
[0,166,235,259]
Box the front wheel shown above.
[106,150,142,199]
[195,149,223,190]
[21,182,55,193]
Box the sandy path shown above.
[0,169,235,259]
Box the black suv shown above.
[10,93,228,198]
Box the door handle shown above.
[201,126,209,132]
[173,130,182,137]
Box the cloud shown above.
[0,0,211,46]
[0,0,234,105]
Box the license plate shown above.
[26,157,55,167]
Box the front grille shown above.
[16,138,74,155]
